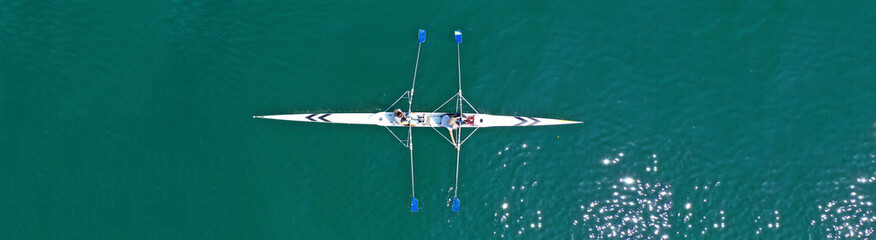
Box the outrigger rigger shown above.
[254,30,581,212]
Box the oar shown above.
[454,30,462,92]
[411,196,419,212]
[410,131,417,212]
[419,29,426,43]
[452,146,462,212]
[410,135,418,212]
[451,30,463,212]
[410,29,425,213]
[411,29,425,98]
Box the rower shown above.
[441,113,461,146]
[464,115,475,125]
[394,109,409,125]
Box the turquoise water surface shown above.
[2,1,875,239]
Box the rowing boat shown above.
[255,30,580,213]
[253,112,581,127]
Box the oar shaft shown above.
[410,42,421,109]
[409,131,415,196]
[452,146,461,212]
[457,45,462,93]
[454,146,460,197]
[455,30,462,93]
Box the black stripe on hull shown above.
[527,117,540,126]
[318,114,332,122]
[514,116,527,126]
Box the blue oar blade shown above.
[411,197,419,212]
[454,30,462,44]
[418,29,426,43]
[451,197,460,212]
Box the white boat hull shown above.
[254,112,581,128]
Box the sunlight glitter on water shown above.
[491,143,548,238]
[578,180,673,239]
[674,181,728,237]
[813,174,876,239]
[601,156,623,165]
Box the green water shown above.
[2,1,875,239]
